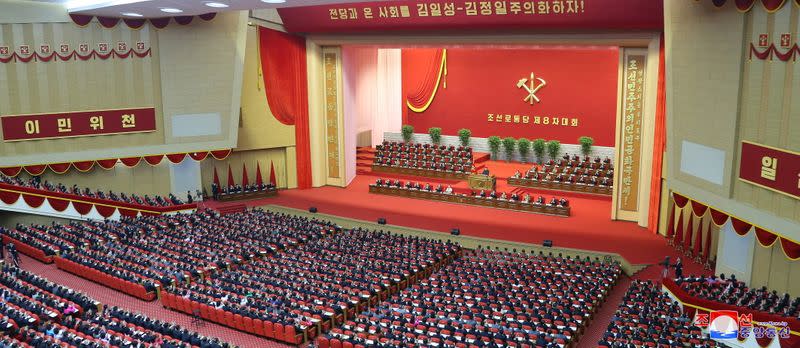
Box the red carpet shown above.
[207,175,693,266]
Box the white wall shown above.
[715,219,755,283]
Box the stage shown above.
[204,174,694,268]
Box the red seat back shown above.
[274,323,285,341]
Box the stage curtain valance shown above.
[703,0,799,12]
[669,192,800,261]
[0,47,151,64]
[749,43,800,61]
[405,48,447,113]
[0,150,230,176]
[258,26,311,189]
[69,13,216,29]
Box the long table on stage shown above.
[368,185,570,217]
[507,177,613,196]
[371,164,469,180]
[217,189,278,202]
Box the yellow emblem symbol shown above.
[516,73,547,105]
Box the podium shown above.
[468,174,496,191]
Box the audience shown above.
[373,141,474,174]
[677,274,800,319]
[0,175,187,208]
[512,153,614,188]
[321,248,621,347]
[599,280,726,348]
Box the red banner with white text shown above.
[403,47,619,146]
[277,0,663,33]
[2,107,156,142]
[738,141,800,200]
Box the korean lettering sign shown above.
[1,107,156,141]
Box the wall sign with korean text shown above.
[618,54,645,212]
[1,107,157,142]
[738,141,800,200]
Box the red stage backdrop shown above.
[403,47,619,146]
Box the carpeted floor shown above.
[18,254,292,348]
[210,175,684,265]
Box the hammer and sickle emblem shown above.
[517,72,547,105]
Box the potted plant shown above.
[579,136,594,157]
[547,140,561,162]
[458,128,472,147]
[502,137,517,162]
[428,127,442,145]
[401,125,414,143]
[533,138,546,163]
[488,136,501,159]
[517,138,531,163]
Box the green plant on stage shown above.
[533,138,546,163]
[517,138,531,163]
[579,136,594,157]
[502,137,517,162]
[488,136,501,159]
[401,125,414,143]
[458,128,472,147]
[547,140,561,162]
[428,127,442,145]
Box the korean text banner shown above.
[2,107,156,142]
[738,141,800,200]
[278,0,664,33]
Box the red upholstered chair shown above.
[273,323,285,341]
[285,325,301,344]
[199,304,210,319]
[318,337,330,348]
[214,308,225,324]
[343,342,354,348]
[330,338,342,348]
[224,312,235,327]
[252,319,264,336]
[233,314,244,331]
[263,321,274,338]
[243,317,254,333]
[190,302,201,317]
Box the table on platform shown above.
[368,185,570,217]
[217,189,278,202]
[507,177,613,196]
[371,164,469,180]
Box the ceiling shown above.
[30,0,387,18]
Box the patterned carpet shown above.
[17,254,293,348]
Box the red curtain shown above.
[731,217,753,236]
[190,152,209,161]
[666,202,676,238]
[144,155,164,166]
[242,163,249,187]
[648,34,667,234]
[703,220,713,260]
[96,159,117,170]
[22,194,45,208]
[693,217,703,255]
[120,157,141,167]
[47,197,69,212]
[675,211,685,246]
[258,26,311,189]
[255,162,263,186]
[95,205,117,218]
[0,167,21,177]
[119,208,138,218]
[684,214,694,251]
[210,150,232,160]
[780,238,800,260]
[72,201,92,215]
[166,153,186,164]
[672,193,690,208]
[49,163,71,174]
[755,227,778,247]
[24,165,47,176]
[710,208,729,226]
[405,48,445,113]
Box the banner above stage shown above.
[403,47,619,146]
[277,0,664,33]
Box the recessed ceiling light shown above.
[205,2,229,8]
[160,8,183,13]
[261,0,286,3]
[121,12,143,17]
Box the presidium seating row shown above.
[319,248,622,348]
[161,228,460,345]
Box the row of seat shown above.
[54,256,155,301]
[161,292,304,344]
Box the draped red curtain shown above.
[213,167,221,188]
[258,26,311,189]
[708,0,792,12]
[242,163,249,187]
[666,202,676,238]
[684,214,694,250]
[405,48,445,112]
[779,238,800,260]
[255,163,263,187]
[755,227,779,247]
[693,217,703,255]
[675,211,685,246]
[648,34,667,234]
[226,165,235,188]
[269,161,277,186]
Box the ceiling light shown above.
[160,8,183,13]
[261,0,286,3]
[121,12,143,17]
[205,2,229,8]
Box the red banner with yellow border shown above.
[738,141,800,200]
[1,107,156,142]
